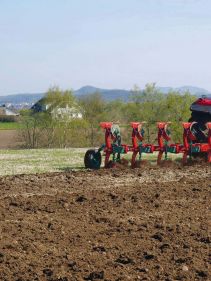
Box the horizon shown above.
[1,0,211,95]
[1,84,211,97]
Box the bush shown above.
[19,85,196,148]
[0,115,19,122]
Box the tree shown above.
[79,93,106,146]
[20,111,50,148]
[20,87,86,148]
[129,84,164,141]
[44,86,76,112]
[19,85,196,148]
[130,83,164,103]
[158,91,196,142]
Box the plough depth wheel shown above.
[84,149,102,169]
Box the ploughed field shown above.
[0,165,210,281]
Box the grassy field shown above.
[0,122,21,130]
[0,148,183,176]
[0,148,87,176]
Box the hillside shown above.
[74,86,131,102]
[0,85,210,108]
[0,93,44,104]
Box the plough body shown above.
[84,121,211,169]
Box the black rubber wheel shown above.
[189,113,209,143]
[84,149,102,169]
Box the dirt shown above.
[0,164,210,281]
[0,130,22,149]
[133,160,152,168]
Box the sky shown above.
[0,0,211,95]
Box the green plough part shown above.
[191,146,201,153]
[167,146,177,153]
[139,146,153,153]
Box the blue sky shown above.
[0,0,211,95]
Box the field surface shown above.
[0,164,210,281]
[0,148,184,176]
[0,122,21,130]
[0,148,87,176]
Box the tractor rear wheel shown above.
[84,149,102,169]
[189,112,209,143]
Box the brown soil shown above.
[133,160,151,168]
[158,159,180,168]
[0,165,210,281]
[0,130,22,149]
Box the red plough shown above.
[84,122,211,169]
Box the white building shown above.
[51,105,83,120]
[0,105,19,116]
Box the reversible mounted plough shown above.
[84,96,211,169]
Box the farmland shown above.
[0,122,21,130]
[0,150,210,280]
[0,148,86,176]
[1,1,211,279]
[0,148,185,176]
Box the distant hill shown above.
[0,85,210,108]
[0,93,44,104]
[74,86,131,102]
[74,85,211,101]
[158,86,211,96]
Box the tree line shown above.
[19,84,196,148]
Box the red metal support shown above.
[182,122,195,164]
[98,121,211,168]
[130,122,145,168]
[207,122,211,163]
[100,122,114,167]
[182,122,211,164]
[157,122,171,164]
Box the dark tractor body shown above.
[188,97,211,143]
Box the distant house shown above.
[51,105,83,120]
[31,99,83,120]
[0,105,19,116]
[31,98,49,112]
